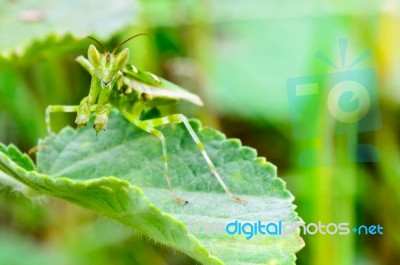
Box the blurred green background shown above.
[1,0,400,264]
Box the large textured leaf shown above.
[0,111,304,264]
[0,0,138,59]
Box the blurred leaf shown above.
[0,230,79,265]
[0,144,34,192]
[0,111,303,264]
[210,19,344,124]
[0,0,139,60]
[140,0,381,124]
[0,144,35,171]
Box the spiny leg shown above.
[125,112,247,205]
[123,111,188,205]
[94,103,112,133]
[75,77,101,128]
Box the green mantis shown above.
[45,35,246,205]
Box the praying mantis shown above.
[45,35,246,205]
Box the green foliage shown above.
[0,0,138,61]
[0,144,35,171]
[0,231,78,265]
[0,111,303,264]
[0,0,399,264]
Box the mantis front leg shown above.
[75,78,101,128]
[74,56,101,128]
[123,111,247,205]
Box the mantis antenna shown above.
[87,34,151,54]
[112,33,151,54]
[87,36,107,52]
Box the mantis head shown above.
[87,34,149,89]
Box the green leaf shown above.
[0,0,138,60]
[0,144,35,192]
[0,111,304,264]
[0,144,35,171]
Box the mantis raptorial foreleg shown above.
[123,111,247,205]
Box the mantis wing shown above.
[121,65,203,106]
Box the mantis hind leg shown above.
[123,111,247,205]
[123,111,188,205]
